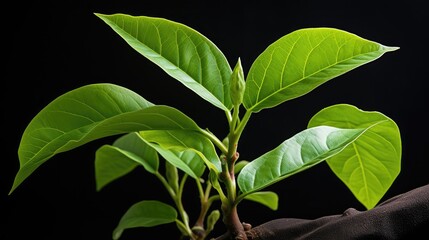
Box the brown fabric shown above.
[245,184,429,240]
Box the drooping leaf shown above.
[95,132,159,191]
[243,191,279,210]
[95,13,233,111]
[110,132,159,173]
[142,144,204,179]
[308,104,401,209]
[243,28,399,112]
[139,130,222,179]
[11,83,201,193]
[113,200,177,240]
[237,126,369,194]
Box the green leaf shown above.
[95,132,159,191]
[209,169,225,202]
[142,144,203,179]
[237,126,369,194]
[243,28,399,112]
[234,160,249,174]
[165,161,180,193]
[11,83,201,194]
[139,130,222,179]
[113,200,177,240]
[307,104,401,209]
[111,132,159,173]
[243,191,279,210]
[206,209,221,233]
[95,13,232,111]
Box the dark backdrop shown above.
[3,1,428,239]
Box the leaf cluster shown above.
[10,13,401,240]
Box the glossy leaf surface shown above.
[113,200,177,240]
[95,13,233,111]
[12,83,200,193]
[244,28,398,112]
[95,132,159,191]
[237,126,367,194]
[308,104,401,209]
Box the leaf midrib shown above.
[108,16,228,108]
[21,111,190,167]
[248,44,382,112]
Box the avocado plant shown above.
[10,13,401,240]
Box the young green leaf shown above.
[308,104,401,209]
[95,13,233,111]
[237,126,369,194]
[95,132,159,191]
[206,210,221,234]
[242,191,279,210]
[165,161,180,193]
[243,28,399,112]
[234,160,249,174]
[11,83,201,194]
[112,200,177,240]
[139,130,222,178]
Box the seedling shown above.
[10,13,401,240]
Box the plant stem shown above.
[225,110,233,124]
[155,172,177,202]
[176,174,191,231]
[221,203,247,240]
[217,107,253,239]
[234,110,252,139]
[193,182,213,239]
[225,109,252,199]
[194,180,210,228]
[200,129,228,155]
[155,172,194,239]
[230,105,240,134]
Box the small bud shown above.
[206,210,221,233]
[230,58,246,106]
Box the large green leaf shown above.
[237,126,369,194]
[113,200,177,240]
[307,104,401,209]
[139,130,222,179]
[243,28,399,112]
[95,132,159,191]
[11,83,201,193]
[95,13,232,111]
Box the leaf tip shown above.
[382,45,400,52]
[8,173,23,195]
[112,228,123,240]
[93,12,108,20]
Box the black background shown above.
[3,0,428,239]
